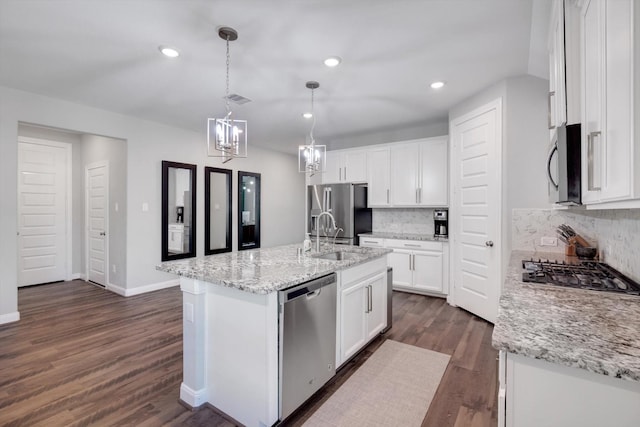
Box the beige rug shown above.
[303,339,451,426]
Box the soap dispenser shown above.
[303,233,312,252]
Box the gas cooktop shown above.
[522,259,640,296]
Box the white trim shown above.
[180,382,207,408]
[107,279,179,297]
[17,136,73,285]
[71,273,86,280]
[0,311,20,325]
[85,160,109,287]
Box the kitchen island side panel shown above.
[206,284,279,427]
[180,278,279,427]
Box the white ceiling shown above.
[0,0,550,153]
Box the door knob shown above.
[100,232,106,236]
[485,240,494,247]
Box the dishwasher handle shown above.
[282,273,336,303]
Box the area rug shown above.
[303,339,451,426]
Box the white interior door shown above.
[451,100,502,323]
[17,139,71,286]
[86,162,109,286]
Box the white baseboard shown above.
[107,279,179,297]
[70,273,86,280]
[180,382,207,408]
[0,311,20,325]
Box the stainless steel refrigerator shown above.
[307,183,372,245]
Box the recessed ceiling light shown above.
[159,46,180,58]
[324,56,342,67]
[302,112,313,119]
[430,81,445,89]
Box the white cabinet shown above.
[323,149,367,183]
[390,137,448,207]
[581,0,640,208]
[339,271,386,364]
[358,236,385,248]
[168,224,184,252]
[366,148,391,207]
[386,239,447,295]
[548,0,567,130]
[500,351,640,427]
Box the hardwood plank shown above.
[0,281,498,427]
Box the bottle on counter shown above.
[303,233,312,252]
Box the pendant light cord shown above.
[225,35,231,117]
[309,87,316,146]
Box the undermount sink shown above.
[314,251,359,261]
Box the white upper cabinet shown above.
[390,137,448,207]
[323,149,367,184]
[548,0,567,130]
[581,0,639,208]
[367,148,391,207]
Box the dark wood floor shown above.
[0,281,497,427]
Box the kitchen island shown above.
[157,243,390,426]
[493,250,640,427]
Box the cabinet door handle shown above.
[344,166,347,180]
[548,91,555,130]
[404,243,421,248]
[386,189,390,204]
[416,188,419,204]
[587,131,602,191]
[368,285,373,312]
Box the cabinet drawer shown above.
[340,257,387,289]
[385,239,442,252]
[359,237,384,248]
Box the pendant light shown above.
[207,27,247,162]
[298,81,326,175]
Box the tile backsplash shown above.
[372,208,434,235]
[512,208,640,281]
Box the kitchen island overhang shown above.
[157,243,391,427]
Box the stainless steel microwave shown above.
[547,123,581,205]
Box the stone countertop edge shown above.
[492,249,640,383]
[156,243,392,295]
[359,232,448,242]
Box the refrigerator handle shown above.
[327,187,332,212]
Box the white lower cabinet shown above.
[337,258,387,367]
[500,351,640,427]
[385,239,448,295]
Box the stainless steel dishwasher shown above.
[278,273,337,420]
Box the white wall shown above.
[448,74,550,284]
[0,86,305,320]
[325,120,449,150]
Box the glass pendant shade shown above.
[207,117,247,162]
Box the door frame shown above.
[17,136,73,284]
[85,160,109,286]
[448,98,503,315]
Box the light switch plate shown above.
[184,303,194,322]
[142,202,149,212]
[540,236,558,246]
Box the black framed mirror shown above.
[204,167,232,255]
[238,171,261,250]
[162,161,196,261]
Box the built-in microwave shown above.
[547,123,581,205]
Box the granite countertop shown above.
[492,250,640,383]
[359,232,448,242]
[156,243,391,294]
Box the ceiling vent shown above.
[224,93,252,105]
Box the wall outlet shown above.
[112,264,116,273]
[540,236,558,247]
[142,202,149,212]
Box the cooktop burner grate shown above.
[521,259,640,295]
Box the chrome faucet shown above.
[316,211,337,253]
